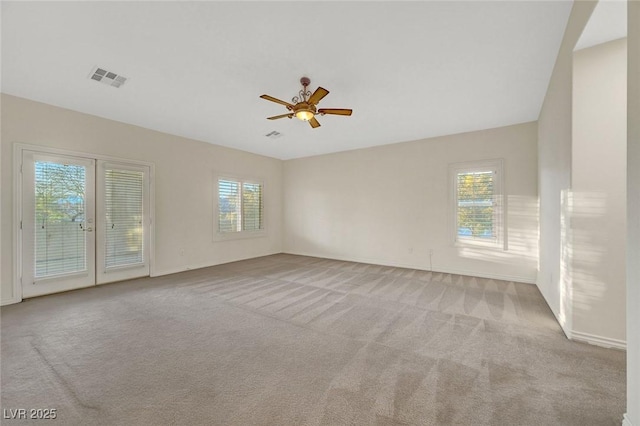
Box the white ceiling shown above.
[575,0,627,51]
[1,1,573,160]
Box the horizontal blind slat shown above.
[242,182,263,231]
[218,179,240,233]
[218,179,263,233]
[456,170,495,239]
[34,161,87,278]
[105,169,144,268]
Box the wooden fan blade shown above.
[260,94,294,109]
[318,108,352,116]
[307,87,329,105]
[309,117,321,128]
[267,113,293,120]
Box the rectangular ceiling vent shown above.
[89,66,127,88]
[265,131,282,139]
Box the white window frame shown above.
[214,174,266,241]
[449,159,506,250]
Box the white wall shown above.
[283,122,539,283]
[626,1,640,424]
[537,1,597,334]
[571,38,627,345]
[1,94,283,304]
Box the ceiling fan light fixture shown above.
[295,110,314,121]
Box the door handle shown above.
[82,227,93,232]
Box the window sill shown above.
[454,238,506,251]
[213,230,267,242]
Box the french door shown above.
[21,150,150,298]
[96,161,150,284]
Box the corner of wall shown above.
[623,413,635,426]
[626,1,640,424]
[536,0,597,337]
[1,297,21,306]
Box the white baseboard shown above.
[153,262,236,278]
[442,266,536,284]
[151,251,282,278]
[623,413,634,426]
[283,250,537,284]
[1,296,22,306]
[152,265,202,277]
[571,330,626,350]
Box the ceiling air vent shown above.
[89,66,127,88]
[265,131,282,139]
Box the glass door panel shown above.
[22,152,96,298]
[96,161,150,284]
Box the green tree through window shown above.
[451,159,503,247]
[457,171,495,239]
[35,162,86,225]
[242,182,263,231]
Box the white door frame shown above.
[13,143,156,302]
[21,151,97,297]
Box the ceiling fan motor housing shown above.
[294,102,316,121]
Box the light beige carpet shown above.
[1,254,625,425]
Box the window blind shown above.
[217,178,263,234]
[104,168,144,268]
[218,179,240,232]
[242,182,263,231]
[456,170,495,240]
[34,161,87,277]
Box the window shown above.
[216,177,264,238]
[450,159,504,248]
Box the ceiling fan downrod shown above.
[292,77,312,104]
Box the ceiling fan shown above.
[260,77,352,128]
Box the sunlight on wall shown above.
[559,189,624,339]
[570,37,627,342]
[284,122,539,282]
[570,191,623,335]
[457,194,539,266]
[559,189,572,332]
